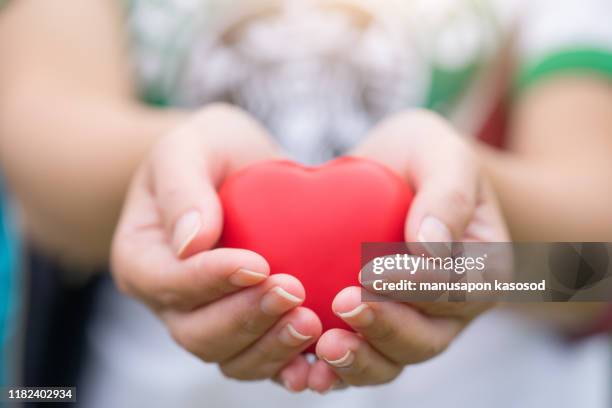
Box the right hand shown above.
[111,104,322,391]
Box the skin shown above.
[0,0,187,267]
[479,75,612,242]
[1,0,611,395]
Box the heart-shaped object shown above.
[219,157,413,342]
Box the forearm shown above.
[477,76,612,331]
[477,76,612,242]
[0,93,186,268]
[0,0,190,268]
[477,149,612,331]
[478,144,612,241]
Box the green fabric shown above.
[424,0,500,115]
[516,48,612,92]
[425,64,478,114]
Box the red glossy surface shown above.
[219,157,413,344]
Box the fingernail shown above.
[358,271,386,289]
[173,210,202,256]
[278,323,312,347]
[260,287,303,316]
[228,268,267,287]
[417,216,452,256]
[336,304,375,327]
[324,350,354,368]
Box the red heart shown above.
[219,157,413,347]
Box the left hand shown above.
[307,110,510,392]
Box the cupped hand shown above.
[111,104,322,391]
[309,110,510,392]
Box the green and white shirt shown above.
[126,0,612,163]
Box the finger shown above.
[113,139,272,310]
[307,360,341,394]
[115,242,271,310]
[358,256,448,302]
[113,167,222,309]
[150,105,282,258]
[332,286,464,364]
[113,164,163,240]
[316,329,402,387]
[404,142,479,246]
[219,307,321,381]
[352,110,480,243]
[276,355,311,393]
[464,179,510,242]
[165,274,305,363]
[149,127,223,258]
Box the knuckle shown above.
[454,138,475,159]
[409,109,446,125]
[112,275,133,297]
[343,367,372,387]
[251,343,275,363]
[111,248,135,293]
[188,257,225,300]
[156,288,183,309]
[169,324,195,354]
[110,236,127,273]
[219,363,267,381]
[451,141,478,171]
[196,351,219,364]
[367,367,402,386]
[421,338,449,359]
[347,360,369,378]
[151,133,180,161]
[169,323,196,352]
[234,311,265,338]
[399,109,450,133]
[149,130,199,174]
[402,338,449,364]
[110,251,144,300]
[252,341,288,366]
[170,325,217,363]
[388,108,437,123]
[154,190,195,225]
[367,321,397,344]
[444,136,478,171]
[156,185,183,206]
[197,102,237,118]
[149,270,181,308]
[343,361,400,387]
[192,103,246,130]
[445,189,474,218]
[218,364,241,380]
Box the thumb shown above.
[149,132,223,259]
[352,110,479,245]
[403,149,479,246]
[150,105,282,259]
